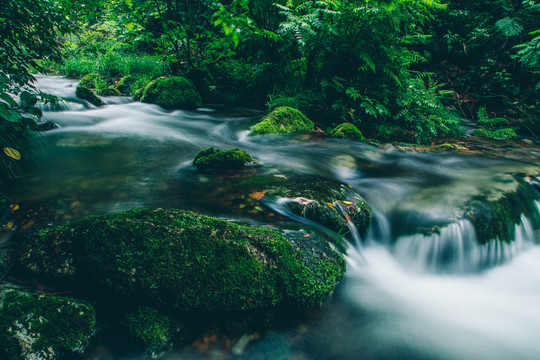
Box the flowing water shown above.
[6,76,540,359]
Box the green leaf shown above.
[27,107,43,118]
[20,91,37,106]
[0,106,23,122]
[495,17,523,37]
[0,93,18,108]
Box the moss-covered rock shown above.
[237,174,371,235]
[193,147,253,170]
[114,75,138,95]
[140,76,203,110]
[330,123,365,140]
[123,306,181,356]
[249,107,314,136]
[98,86,121,97]
[13,209,345,312]
[0,286,95,360]
[464,179,539,244]
[79,73,105,90]
[75,85,105,107]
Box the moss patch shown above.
[140,76,203,110]
[464,179,539,244]
[15,209,345,312]
[124,306,179,355]
[79,73,105,90]
[249,107,314,136]
[75,85,104,107]
[193,147,253,170]
[330,123,365,140]
[0,287,95,360]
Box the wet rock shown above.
[249,107,314,136]
[141,76,202,110]
[98,87,121,97]
[194,147,254,170]
[75,85,104,107]
[0,285,95,360]
[12,208,345,312]
[237,173,371,235]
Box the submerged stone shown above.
[0,286,95,360]
[75,85,104,107]
[141,76,203,110]
[193,147,253,170]
[249,107,314,136]
[13,209,345,312]
[330,123,365,140]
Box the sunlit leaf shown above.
[3,147,21,160]
[250,191,268,200]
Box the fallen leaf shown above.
[273,174,287,179]
[250,191,267,200]
[326,202,335,208]
[3,147,21,160]
[303,234,310,237]
[10,204,19,212]
[342,201,353,205]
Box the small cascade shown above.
[393,215,535,274]
[333,201,363,249]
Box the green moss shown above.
[193,147,253,170]
[79,73,105,90]
[0,287,95,360]
[249,107,314,136]
[473,127,517,140]
[75,85,105,107]
[140,76,203,110]
[465,181,539,244]
[98,87,121,96]
[114,75,138,95]
[330,123,365,140]
[17,209,345,312]
[124,306,177,355]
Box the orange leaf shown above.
[250,191,267,200]
[273,174,287,179]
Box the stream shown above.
[5,75,540,359]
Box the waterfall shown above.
[392,215,535,274]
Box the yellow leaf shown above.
[343,201,353,205]
[11,204,19,212]
[250,191,268,200]
[3,147,21,160]
[273,174,288,179]
[326,202,335,208]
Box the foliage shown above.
[425,0,540,132]
[0,0,75,184]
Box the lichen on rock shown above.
[0,286,95,360]
[249,107,314,136]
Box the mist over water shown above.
[10,76,540,359]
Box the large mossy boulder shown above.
[75,85,105,107]
[0,286,95,360]
[11,209,345,312]
[330,123,365,140]
[237,174,371,235]
[193,147,253,170]
[249,107,314,136]
[140,76,203,110]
